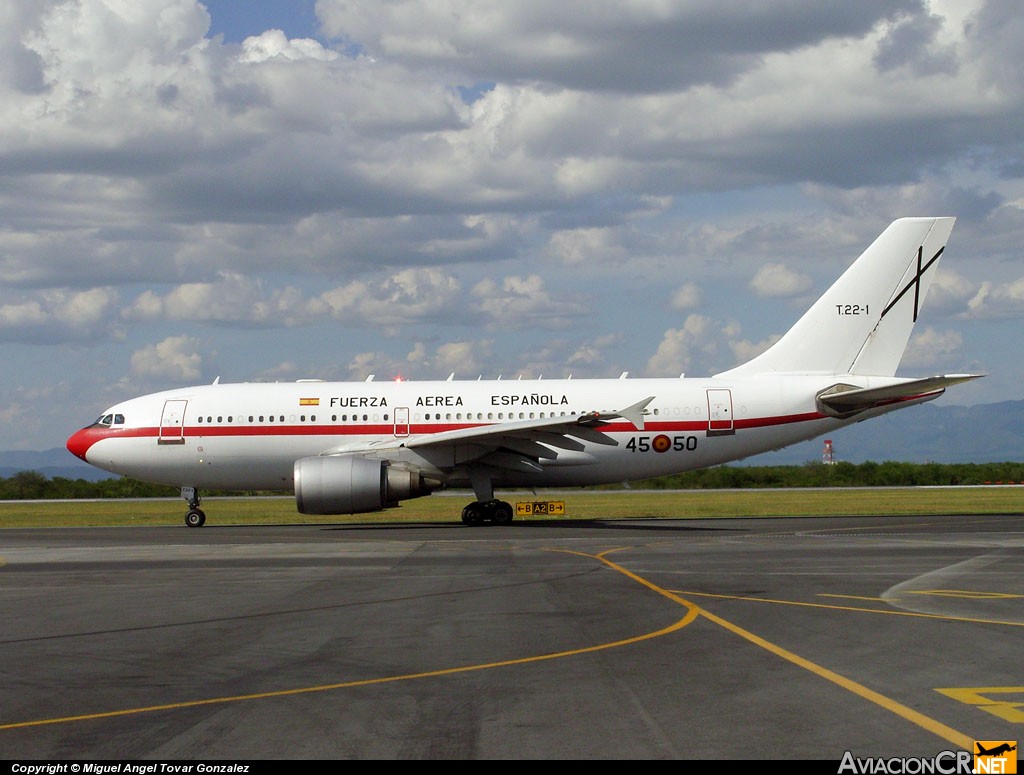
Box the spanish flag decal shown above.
[299,397,320,406]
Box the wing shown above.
[818,374,983,415]
[323,396,654,474]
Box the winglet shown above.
[614,396,654,430]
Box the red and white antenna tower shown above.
[822,439,835,465]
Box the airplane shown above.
[976,743,1016,757]
[66,217,983,527]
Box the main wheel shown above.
[461,503,484,526]
[185,509,206,528]
[491,500,514,525]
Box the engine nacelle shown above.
[294,455,387,514]
[293,454,442,515]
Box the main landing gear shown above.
[461,469,515,526]
[461,499,514,526]
[182,486,206,528]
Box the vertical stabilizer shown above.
[715,217,955,378]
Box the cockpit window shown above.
[93,413,125,427]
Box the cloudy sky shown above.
[2,0,1022,452]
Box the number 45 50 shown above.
[625,435,698,453]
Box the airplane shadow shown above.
[316,519,748,533]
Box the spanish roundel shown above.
[652,434,671,453]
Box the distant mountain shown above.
[1,400,1021,480]
[0,449,117,481]
[744,399,1024,465]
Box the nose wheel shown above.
[182,486,206,528]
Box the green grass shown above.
[1,487,1021,528]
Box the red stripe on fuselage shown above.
[67,410,830,456]
[66,425,153,460]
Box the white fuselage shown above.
[68,375,921,492]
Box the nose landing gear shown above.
[182,486,206,528]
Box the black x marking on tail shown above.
[880,245,945,323]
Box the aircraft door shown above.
[706,389,735,437]
[159,399,188,445]
[394,406,410,437]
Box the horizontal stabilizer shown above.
[818,374,984,414]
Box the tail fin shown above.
[716,217,956,378]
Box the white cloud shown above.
[124,273,299,325]
[750,263,813,298]
[318,268,464,327]
[923,267,979,318]
[0,287,120,340]
[645,314,728,377]
[963,278,1024,319]
[340,339,496,381]
[470,274,586,329]
[901,325,964,369]
[129,335,204,381]
[0,299,46,327]
[2,0,1023,448]
[670,282,702,310]
[431,340,489,376]
[545,227,629,266]
[726,333,781,371]
[238,30,338,63]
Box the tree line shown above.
[2,460,1023,500]
[627,460,1024,489]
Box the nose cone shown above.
[67,427,98,461]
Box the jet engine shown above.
[293,454,440,514]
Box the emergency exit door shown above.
[159,399,188,444]
[706,389,735,436]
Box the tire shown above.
[185,509,206,528]
[491,501,514,525]
[461,504,484,526]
